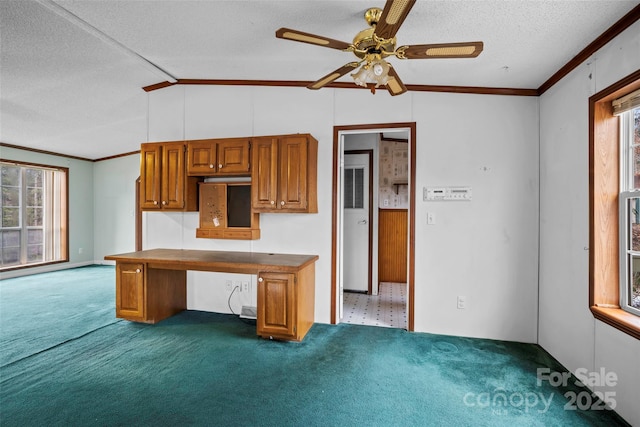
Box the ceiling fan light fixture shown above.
[351,59,390,89]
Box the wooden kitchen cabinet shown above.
[107,249,318,341]
[251,134,318,213]
[140,141,201,211]
[187,138,250,176]
[196,182,260,240]
[115,262,145,320]
[256,261,315,341]
[115,261,187,324]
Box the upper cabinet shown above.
[140,141,201,211]
[251,134,318,213]
[187,138,250,176]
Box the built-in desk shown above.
[105,248,318,341]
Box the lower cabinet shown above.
[256,263,315,341]
[115,263,145,320]
[115,264,187,324]
[113,257,315,341]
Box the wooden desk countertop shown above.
[105,248,319,274]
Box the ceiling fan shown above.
[275,0,483,96]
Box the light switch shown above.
[427,212,436,225]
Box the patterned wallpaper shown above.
[379,140,408,209]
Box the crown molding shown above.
[143,78,538,97]
[0,142,139,163]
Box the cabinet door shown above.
[218,139,250,175]
[140,144,162,209]
[187,140,217,175]
[161,142,186,209]
[251,137,279,210]
[278,136,308,211]
[116,263,145,319]
[257,272,295,338]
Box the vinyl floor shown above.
[341,282,407,329]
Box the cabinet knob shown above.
[219,164,223,169]
[280,201,285,206]
[270,200,275,205]
[153,201,158,205]
[162,201,167,205]
[136,269,141,273]
[209,164,214,168]
[258,277,263,283]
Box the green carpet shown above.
[0,267,630,426]
[0,265,117,367]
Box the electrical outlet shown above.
[235,280,241,292]
[427,212,436,225]
[242,281,249,293]
[457,296,466,309]
[226,280,233,292]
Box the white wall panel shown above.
[538,21,640,425]
[93,154,139,261]
[334,89,413,125]
[594,321,640,426]
[539,61,595,374]
[184,85,254,139]
[148,85,185,141]
[412,92,539,342]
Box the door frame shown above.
[331,122,416,331]
[344,149,374,294]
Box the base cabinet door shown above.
[257,272,295,339]
[115,263,145,320]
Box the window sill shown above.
[590,306,640,340]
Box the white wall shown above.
[93,154,139,261]
[0,146,95,279]
[143,84,540,343]
[539,20,640,426]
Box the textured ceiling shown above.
[1,0,638,159]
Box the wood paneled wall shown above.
[378,209,408,283]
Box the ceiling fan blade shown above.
[374,0,417,40]
[399,42,484,59]
[308,63,360,90]
[276,28,352,50]
[385,66,407,96]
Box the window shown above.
[618,106,640,316]
[344,167,365,209]
[589,70,640,340]
[1,160,68,270]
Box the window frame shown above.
[589,69,640,339]
[0,159,69,271]
[618,108,640,317]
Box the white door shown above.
[343,153,370,292]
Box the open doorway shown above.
[331,123,416,331]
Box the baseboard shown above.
[0,261,97,280]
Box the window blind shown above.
[613,88,640,115]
